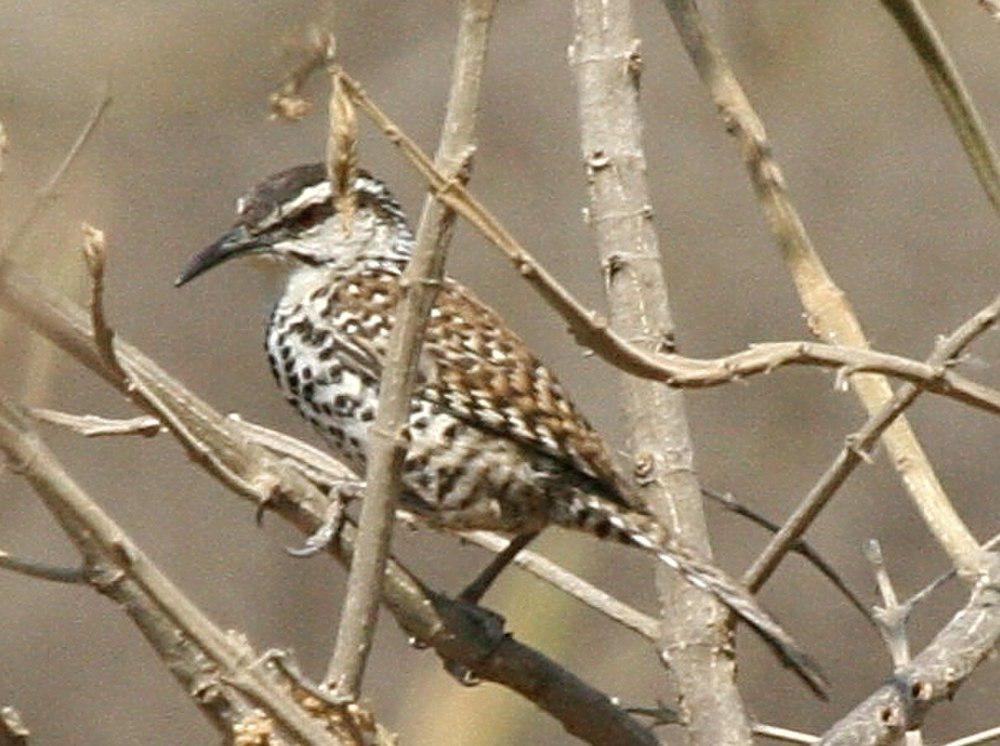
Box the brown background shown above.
[1,1,997,743]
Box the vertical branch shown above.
[660,0,983,579]
[323,0,498,698]
[864,541,923,746]
[569,2,751,743]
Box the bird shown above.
[176,163,825,696]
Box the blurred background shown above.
[1,1,997,743]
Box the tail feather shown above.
[559,493,829,699]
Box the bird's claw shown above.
[286,497,346,558]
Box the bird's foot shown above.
[286,483,361,557]
[439,594,509,687]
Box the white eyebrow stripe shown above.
[255,181,333,230]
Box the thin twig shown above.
[268,32,327,122]
[0,258,657,745]
[744,294,999,591]
[879,0,1000,212]
[703,488,871,623]
[0,550,85,584]
[752,723,819,744]
[570,0,752,740]
[3,90,111,255]
[906,531,1000,610]
[0,122,8,180]
[29,408,162,437]
[817,555,1000,745]
[329,70,1000,417]
[80,223,123,380]
[459,531,660,640]
[943,725,1000,746]
[660,0,984,580]
[324,0,497,701]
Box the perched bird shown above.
[177,164,825,695]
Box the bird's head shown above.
[176,164,413,287]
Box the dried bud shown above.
[81,223,107,279]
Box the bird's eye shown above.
[295,202,332,228]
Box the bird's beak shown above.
[175,225,267,287]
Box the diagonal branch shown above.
[2,89,111,256]
[0,260,658,746]
[325,0,497,699]
[329,69,1000,417]
[660,0,984,578]
[879,0,1000,212]
[745,293,999,591]
[0,395,353,745]
[0,549,85,584]
[816,555,1000,745]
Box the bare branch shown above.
[0,550,85,584]
[879,0,1000,211]
[30,401,659,645]
[865,541,912,669]
[943,725,1000,746]
[864,541,924,746]
[817,556,1000,745]
[659,0,984,580]
[325,0,496,701]
[0,394,350,745]
[459,531,660,640]
[570,0,752,740]
[753,723,819,744]
[907,531,1000,610]
[0,122,8,180]
[268,31,327,122]
[328,71,1000,418]
[80,223,123,380]
[745,293,1000,591]
[29,408,162,437]
[0,260,657,746]
[703,488,871,624]
[3,90,111,255]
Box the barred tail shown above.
[556,493,828,699]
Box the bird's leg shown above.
[459,531,539,604]
[286,480,365,558]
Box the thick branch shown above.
[0,261,657,746]
[326,0,496,699]
[817,556,1000,745]
[570,1,751,742]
